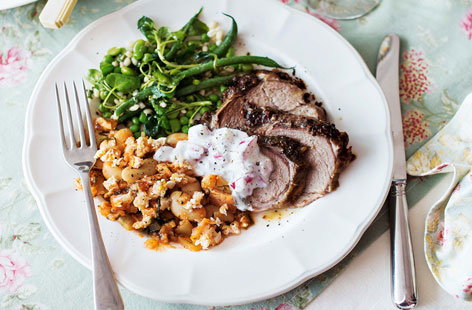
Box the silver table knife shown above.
[376,34,418,309]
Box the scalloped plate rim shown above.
[22,0,393,306]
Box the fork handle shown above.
[389,179,417,309]
[80,173,124,310]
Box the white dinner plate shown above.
[22,0,392,305]
[0,0,37,10]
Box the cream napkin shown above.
[407,93,472,300]
[39,0,77,29]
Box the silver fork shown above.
[55,81,124,310]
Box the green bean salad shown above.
[85,8,286,138]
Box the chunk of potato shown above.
[102,162,123,180]
[121,158,157,183]
[113,128,133,151]
[208,188,234,207]
[175,220,194,236]
[180,181,202,196]
[166,133,188,147]
[201,174,231,193]
[170,191,206,221]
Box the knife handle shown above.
[389,179,417,309]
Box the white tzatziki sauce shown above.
[153,124,273,210]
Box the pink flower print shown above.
[402,109,431,147]
[304,8,341,31]
[463,278,472,296]
[399,49,431,104]
[0,46,31,88]
[275,304,295,310]
[460,9,472,40]
[0,250,32,293]
[437,229,445,246]
[280,0,290,3]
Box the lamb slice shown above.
[215,70,326,129]
[248,70,326,120]
[244,106,354,208]
[246,136,307,211]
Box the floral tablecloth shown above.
[1,0,472,309]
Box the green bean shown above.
[102,111,112,119]
[169,119,181,132]
[181,125,190,134]
[133,39,146,60]
[117,109,141,123]
[175,75,234,97]
[114,87,154,117]
[220,85,228,93]
[241,63,253,72]
[107,47,124,56]
[200,107,211,113]
[152,71,171,84]
[212,14,237,58]
[174,56,286,82]
[169,68,181,75]
[165,8,205,61]
[165,41,183,61]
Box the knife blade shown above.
[376,34,418,310]
[376,34,406,180]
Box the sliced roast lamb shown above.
[217,70,326,125]
[247,136,308,211]
[244,106,354,208]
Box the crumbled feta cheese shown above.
[144,76,149,82]
[123,57,131,67]
[160,102,167,108]
[143,108,152,115]
[129,104,140,111]
[131,57,138,66]
[111,61,118,67]
[138,102,145,109]
[125,51,133,58]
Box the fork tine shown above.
[63,82,77,148]
[72,81,87,147]
[55,83,68,150]
[81,79,97,149]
